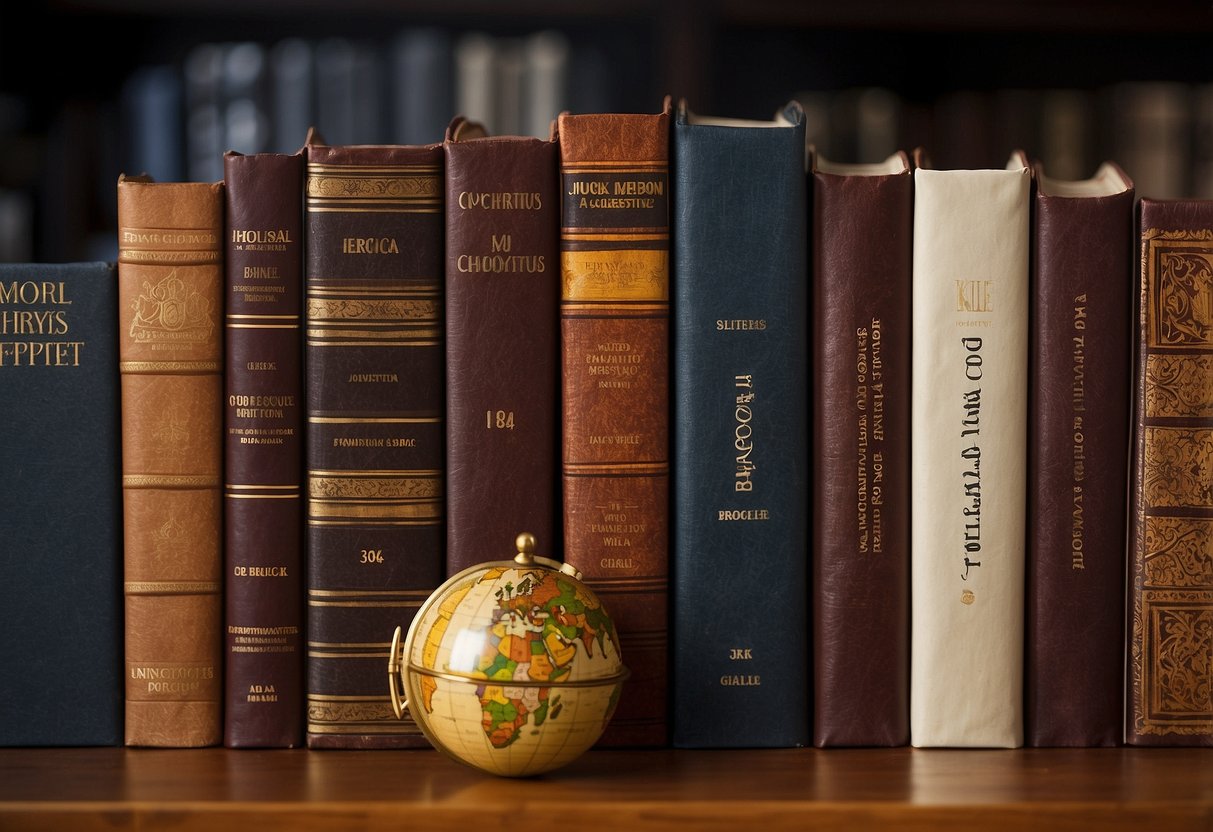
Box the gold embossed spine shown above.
[117,176,224,747]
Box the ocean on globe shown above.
[389,537,626,777]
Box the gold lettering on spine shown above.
[0,277,84,367]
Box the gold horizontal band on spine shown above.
[308,589,432,598]
[307,501,442,519]
[304,206,442,214]
[306,340,442,347]
[118,251,222,265]
[307,285,439,296]
[227,484,299,490]
[123,474,221,488]
[307,519,440,527]
[305,724,422,735]
[308,468,442,476]
[308,476,442,499]
[561,161,667,170]
[125,581,220,595]
[226,323,301,330]
[307,641,392,649]
[120,360,222,374]
[225,493,300,500]
[226,314,299,320]
[306,328,441,340]
[306,163,441,173]
[577,576,668,591]
[307,600,427,608]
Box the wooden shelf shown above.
[1,747,1210,831]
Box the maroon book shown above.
[223,150,305,748]
[811,151,913,747]
[444,118,558,574]
[1027,162,1133,747]
[304,134,445,749]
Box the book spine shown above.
[1127,200,1213,747]
[117,177,224,747]
[223,151,305,748]
[0,262,124,746]
[444,134,558,573]
[811,160,913,747]
[909,166,1029,748]
[558,103,670,747]
[304,142,444,749]
[1027,183,1133,747]
[671,109,809,748]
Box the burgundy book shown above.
[223,150,305,748]
[811,151,913,747]
[1127,198,1213,747]
[304,133,445,749]
[558,101,671,747]
[1027,162,1133,747]
[444,117,558,573]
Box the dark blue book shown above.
[671,101,809,748]
[0,262,122,746]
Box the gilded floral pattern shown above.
[1146,355,1213,418]
[1143,427,1213,508]
[1143,517,1213,588]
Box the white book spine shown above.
[910,164,1029,748]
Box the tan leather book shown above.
[1127,199,1213,747]
[117,175,224,747]
[557,99,671,746]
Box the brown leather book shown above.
[810,151,913,747]
[117,175,224,748]
[557,100,671,746]
[304,133,444,749]
[444,117,558,574]
[1027,162,1133,747]
[1127,199,1213,747]
[223,150,304,748]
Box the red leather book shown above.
[1027,162,1133,747]
[444,118,558,573]
[304,134,444,749]
[557,100,671,746]
[223,150,305,748]
[1127,198,1213,747]
[811,151,913,747]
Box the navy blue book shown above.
[0,262,123,746]
[671,101,809,748]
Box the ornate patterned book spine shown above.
[223,151,304,748]
[811,151,913,747]
[1027,163,1133,747]
[671,102,809,749]
[909,159,1029,748]
[558,100,671,746]
[0,262,123,746]
[304,138,444,749]
[444,119,558,574]
[1127,199,1213,747]
[117,175,224,748]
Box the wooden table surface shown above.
[1,747,1210,831]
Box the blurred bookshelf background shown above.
[4,0,1213,263]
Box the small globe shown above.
[388,533,627,777]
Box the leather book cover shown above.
[305,135,444,749]
[1127,199,1213,747]
[909,156,1030,748]
[0,262,123,746]
[811,150,913,748]
[444,117,557,573]
[117,175,224,748]
[223,150,304,748]
[671,102,809,748]
[1027,162,1133,747]
[558,99,671,747]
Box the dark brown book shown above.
[117,175,224,747]
[1027,162,1133,747]
[304,134,444,749]
[810,151,913,747]
[444,117,558,573]
[1127,198,1213,747]
[557,100,671,747]
[223,150,305,748]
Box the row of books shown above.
[2,98,1210,752]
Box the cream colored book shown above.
[910,156,1030,748]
